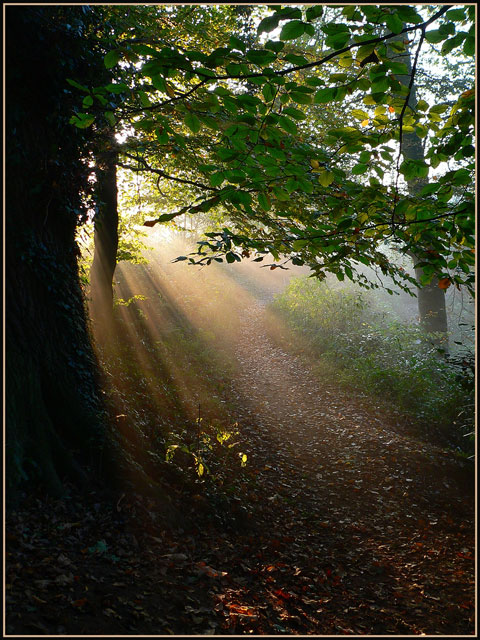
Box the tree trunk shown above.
[394,36,449,341]
[6,6,105,498]
[89,143,119,341]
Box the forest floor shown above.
[6,261,475,637]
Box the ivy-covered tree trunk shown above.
[6,6,105,498]
[89,142,119,339]
[397,38,449,339]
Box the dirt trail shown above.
[212,297,475,634]
[232,300,472,520]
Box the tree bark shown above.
[89,142,119,340]
[6,6,105,498]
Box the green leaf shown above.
[104,50,122,69]
[141,60,165,77]
[224,168,246,183]
[337,216,353,230]
[264,39,285,53]
[446,8,466,21]
[400,159,429,180]
[199,115,220,131]
[268,146,286,161]
[314,87,337,103]
[229,35,246,52]
[185,50,207,63]
[226,252,236,263]
[305,75,325,87]
[285,177,299,193]
[132,43,160,57]
[157,212,182,222]
[425,30,447,44]
[325,32,350,49]
[437,185,453,202]
[70,113,95,129]
[394,199,410,216]
[352,163,368,175]
[388,40,406,53]
[195,67,217,78]
[394,6,422,23]
[283,107,306,120]
[419,183,440,196]
[387,61,408,75]
[318,170,334,187]
[280,20,306,41]
[258,192,271,211]
[416,99,429,111]
[222,97,239,114]
[66,78,89,92]
[257,14,280,35]
[278,115,298,135]
[463,35,474,56]
[439,21,456,37]
[321,23,350,36]
[441,33,466,55]
[106,82,129,94]
[184,112,201,133]
[351,109,369,121]
[284,53,309,65]
[386,12,404,34]
[306,6,324,21]
[210,172,224,187]
[262,83,275,102]
[429,103,449,114]
[138,90,151,107]
[293,239,308,250]
[231,190,252,206]
[155,129,168,144]
[272,186,289,201]
[246,49,277,65]
[452,169,471,186]
[289,91,312,105]
[371,77,389,93]
[152,76,167,93]
[297,177,313,194]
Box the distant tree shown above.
[394,36,449,337]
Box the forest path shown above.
[198,295,475,635]
[232,297,471,527]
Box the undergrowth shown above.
[270,276,474,457]
[92,288,250,530]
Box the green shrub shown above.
[271,276,474,454]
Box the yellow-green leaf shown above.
[318,170,334,187]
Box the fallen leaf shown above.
[72,598,88,608]
[195,561,227,578]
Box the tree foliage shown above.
[71,4,475,295]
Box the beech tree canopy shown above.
[70,4,475,297]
